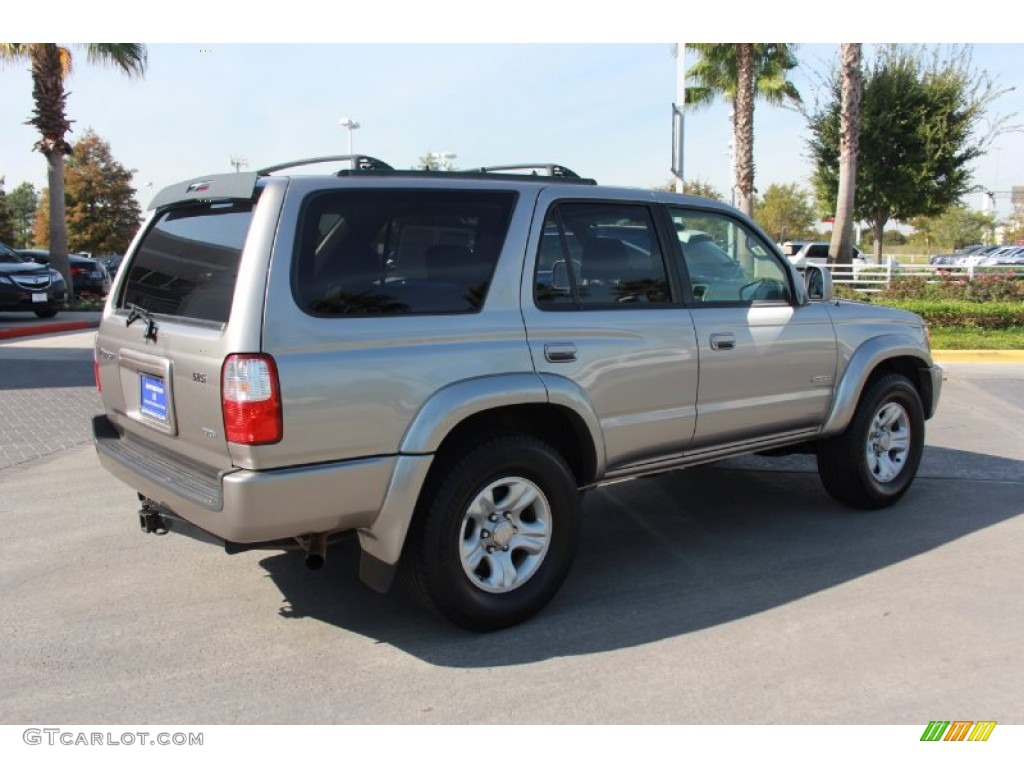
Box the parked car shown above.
[780,240,869,269]
[99,254,125,278]
[17,249,111,297]
[979,246,1024,266]
[0,241,67,318]
[93,156,942,631]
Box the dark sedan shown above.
[0,241,68,318]
[16,249,111,297]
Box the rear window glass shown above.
[294,190,515,316]
[120,203,254,323]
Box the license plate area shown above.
[32,293,47,303]
[139,374,168,422]
[118,348,178,435]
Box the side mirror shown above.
[804,263,833,302]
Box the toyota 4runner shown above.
[93,156,942,631]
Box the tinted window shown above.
[535,203,671,308]
[294,190,515,316]
[670,208,792,304]
[121,203,253,323]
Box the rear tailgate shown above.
[96,176,284,488]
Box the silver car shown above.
[93,157,941,630]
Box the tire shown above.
[817,373,925,510]
[34,308,59,319]
[401,434,581,631]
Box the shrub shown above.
[879,300,1024,329]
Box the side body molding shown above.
[821,334,937,436]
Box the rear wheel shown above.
[402,434,581,631]
[817,373,925,509]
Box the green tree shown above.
[0,178,15,244]
[828,43,863,265]
[65,130,142,254]
[808,44,1009,261]
[655,178,724,200]
[416,151,456,171]
[0,43,146,296]
[686,44,801,216]
[909,204,995,252]
[6,181,39,248]
[753,183,816,242]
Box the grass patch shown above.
[929,326,1024,350]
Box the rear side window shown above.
[293,190,515,316]
[121,203,253,323]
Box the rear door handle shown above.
[709,333,735,351]
[544,342,577,363]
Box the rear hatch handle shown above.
[126,303,159,343]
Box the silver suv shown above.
[93,156,942,630]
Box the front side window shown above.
[670,208,792,304]
[294,190,515,316]
[535,203,671,308]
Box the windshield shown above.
[0,242,26,263]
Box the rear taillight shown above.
[93,348,101,392]
[221,354,282,445]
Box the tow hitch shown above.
[138,500,168,535]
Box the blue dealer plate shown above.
[140,373,168,422]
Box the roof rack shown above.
[257,155,394,175]
[257,156,596,185]
[478,164,582,178]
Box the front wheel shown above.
[401,434,581,631]
[817,373,925,509]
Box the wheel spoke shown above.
[888,431,911,453]
[461,539,486,571]
[509,531,547,555]
[486,550,518,590]
[500,481,538,517]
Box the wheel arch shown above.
[822,335,937,436]
[357,374,604,589]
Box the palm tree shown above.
[0,43,146,297]
[828,44,863,265]
[686,44,800,217]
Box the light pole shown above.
[338,118,361,167]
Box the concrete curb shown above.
[0,319,99,341]
[931,350,1024,364]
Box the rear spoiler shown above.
[148,172,259,211]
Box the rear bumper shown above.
[93,414,394,544]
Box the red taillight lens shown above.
[71,266,88,275]
[93,349,101,392]
[221,354,282,445]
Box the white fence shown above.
[825,261,1024,293]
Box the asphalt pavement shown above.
[0,329,1021,726]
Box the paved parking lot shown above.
[0,331,1021,724]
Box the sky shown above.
[3,7,1024,225]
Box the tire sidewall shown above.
[854,377,925,501]
[423,438,580,629]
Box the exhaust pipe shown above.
[303,533,328,571]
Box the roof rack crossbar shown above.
[257,155,394,175]
[478,164,581,178]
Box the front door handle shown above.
[544,342,577,363]
[709,333,735,351]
